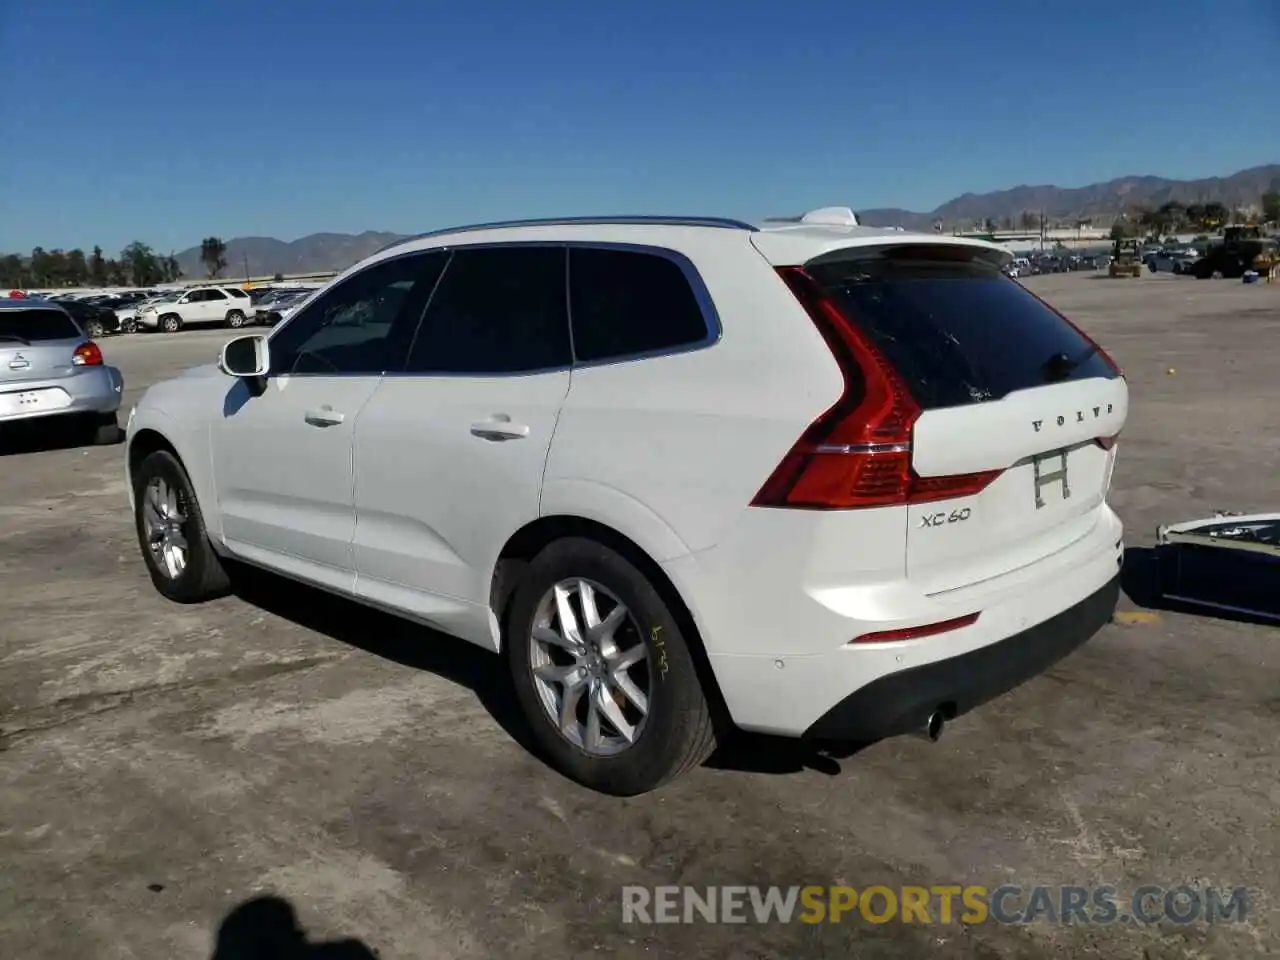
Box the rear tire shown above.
[121,318,138,334]
[226,310,247,328]
[87,412,123,445]
[132,449,230,603]
[84,319,105,338]
[506,537,718,796]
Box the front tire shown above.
[506,537,717,795]
[121,318,138,334]
[84,319,105,338]
[159,313,182,333]
[132,449,230,602]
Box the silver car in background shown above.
[0,299,124,445]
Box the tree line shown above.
[1110,197,1280,240]
[1,236,231,289]
[958,193,1279,239]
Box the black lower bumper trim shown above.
[803,574,1121,743]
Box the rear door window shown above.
[568,247,710,362]
[0,308,82,342]
[404,246,570,374]
[805,246,1118,410]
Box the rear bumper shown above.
[665,503,1124,738]
[0,365,123,424]
[804,574,1119,742]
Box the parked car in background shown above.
[0,299,123,444]
[59,298,122,338]
[253,289,309,326]
[116,292,180,333]
[1148,251,1200,274]
[136,286,254,332]
[125,210,1127,795]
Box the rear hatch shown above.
[804,246,1126,595]
[0,307,86,385]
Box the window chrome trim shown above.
[269,241,723,379]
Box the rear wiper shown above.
[0,334,31,345]
[1041,344,1099,382]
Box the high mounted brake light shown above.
[750,266,1002,510]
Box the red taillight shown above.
[851,612,980,645]
[72,341,103,366]
[750,267,1002,509]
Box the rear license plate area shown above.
[1031,448,1072,510]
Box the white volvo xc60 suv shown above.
[125,210,1127,795]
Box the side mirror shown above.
[219,334,270,378]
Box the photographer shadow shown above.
[211,896,378,959]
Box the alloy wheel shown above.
[143,476,189,579]
[528,578,652,756]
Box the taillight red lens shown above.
[72,341,103,366]
[750,267,1003,509]
[851,612,980,645]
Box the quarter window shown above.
[568,247,710,363]
[269,251,447,375]
[403,246,570,374]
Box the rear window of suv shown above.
[0,308,82,343]
[806,246,1118,409]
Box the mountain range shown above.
[855,164,1279,230]
[174,164,1279,278]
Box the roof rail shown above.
[374,215,758,255]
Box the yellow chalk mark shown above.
[1112,610,1161,626]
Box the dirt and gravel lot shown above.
[2,274,1279,959]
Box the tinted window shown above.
[0,308,82,342]
[568,247,709,362]
[204,289,228,301]
[269,251,446,375]
[404,246,570,374]
[805,247,1118,410]
[226,288,249,299]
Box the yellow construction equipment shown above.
[1109,238,1143,278]
[1192,226,1280,279]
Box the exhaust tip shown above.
[918,710,945,743]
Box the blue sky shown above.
[2,0,1277,254]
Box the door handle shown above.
[470,415,529,441]
[304,406,345,427]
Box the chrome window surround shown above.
[268,241,723,379]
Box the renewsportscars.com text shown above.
[621,884,1249,926]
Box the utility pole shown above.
[243,252,251,289]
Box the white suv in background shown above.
[136,286,253,332]
[124,211,1127,795]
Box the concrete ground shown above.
[2,274,1278,958]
